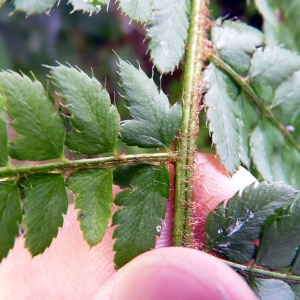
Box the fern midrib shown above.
[173,0,209,246]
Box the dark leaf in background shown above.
[206,182,298,263]
[255,194,300,273]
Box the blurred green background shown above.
[0,0,262,154]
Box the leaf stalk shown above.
[221,258,300,283]
[0,153,174,179]
[173,0,209,246]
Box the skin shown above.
[0,153,257,299]
[193,153,257,249]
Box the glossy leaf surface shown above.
[206,182,298,263]
[255,195,300,273]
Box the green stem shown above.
[221,258,300,283]
[0,153,173,179]
[211,54,300,151]
[173,0,208,246]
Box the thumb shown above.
[95,247,257,300]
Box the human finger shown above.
[97,247,256,300]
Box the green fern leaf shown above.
[112,164,169,268]
[255,194,300,273]
[212,20,264,74]
[0,71,65,161]
[22,174,68,256]
[207,20,300,186]
[235,93,258,168]
[203,64,240,174]
[118,58,182,148]
[254,0,300,52]
[249,47,300,94]
[206,182,298,263]
[50,64,120,155]
[0,181,22,262]
[67,169,113,245]
[147,0,190,73]
[250,119,300,186]
[205,21,264,174]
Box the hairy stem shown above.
[222,259,300,283]
[0,153,173,179]
[173,0,208,246]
